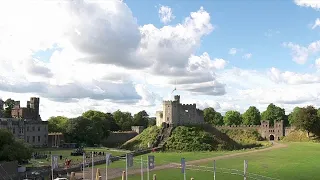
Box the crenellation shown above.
[156,95,204,127]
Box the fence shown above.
[75,154,281,180]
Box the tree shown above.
[293,106,320,137]
[113,110,133,131]
[133,110,149,128]
[3,98,15,118]
[261,103,287,126]
[203,107,224,126]
[242,106,261,125]
[64,116,102,146]
[288,107,301,125]
[48,116,68,133]
[0,129,33,163]
[148,118,156,126]
[223,110,242,125]
[82,110,113,138]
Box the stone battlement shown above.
[215,125,260,128]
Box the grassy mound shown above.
[164,126,241,151]
[219,129,262,144]
[282,130,320,142]
[121,126,161,150]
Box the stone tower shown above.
[0,99,3,110]
[30,97,40,118]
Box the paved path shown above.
[75,142,287,179]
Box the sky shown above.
[1,0,320,120]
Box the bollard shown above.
[153,174,157,180]
[122,171,126,180]
[70,172,75,180]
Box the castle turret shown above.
[174,95,180,103]
[30,97,40,118]
[0,99,3,110]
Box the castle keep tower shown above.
[156,95,204,127]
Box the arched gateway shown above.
[269,134,275,141]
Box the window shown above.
[32,136,35,143]
[27,127,29,131]
[13,128,15,134]
[38,136,40,142]
[27,136,29,143]
[32,126,35,131]
[38,127,40,131]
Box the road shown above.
[75,142,287,179]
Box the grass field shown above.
[115,142,320,180]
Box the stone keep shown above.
[156,95,204,127]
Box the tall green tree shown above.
[203,107,224,126]
[3,98,15,118]
[261,103,287,126]
[133,110,149,128]
[288,107,301,125]
[293,106,320,137]
[113,110,133,131]
[242,106,261,125]
[82,110,113,138]
[48,116,68,133]
[64,116,102,146]
[0,129,33,163]
[223,110,242,125]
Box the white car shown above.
[54,178,68,180]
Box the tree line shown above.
[48,110,156,146]
[204,103,320,137]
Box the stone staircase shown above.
[153,126,174,148]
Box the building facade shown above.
[0,97,48,147]
[0,118,48,147]
[156,95,204,127]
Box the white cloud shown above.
[229,48,237,55]
[312,18,320,29]
[294,0,320,10]
[269,67,320,84]
[242,53,252,59]
[315,58,320,69]
[1,0,320,121]
[158,5,175,24]
[283,41,320,64]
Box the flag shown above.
[126,153,133,167]
[171,87,177,94]
[148,155,155,170]
[106,153,111,166]
[51,155,58,169]
[181,158,185,173]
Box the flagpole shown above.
[83,153,85,179]
[126,154,128,180]
[92,152,94,180]
[105,154,108,180]
[147,156,150,180]
[213,160,216,180]
[51,155,54,180]
[141,156,143,180]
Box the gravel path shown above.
[75,142,287,179]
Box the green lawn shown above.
[28,147,128,167]
[116,142,320,180]
[94,144,270,170]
